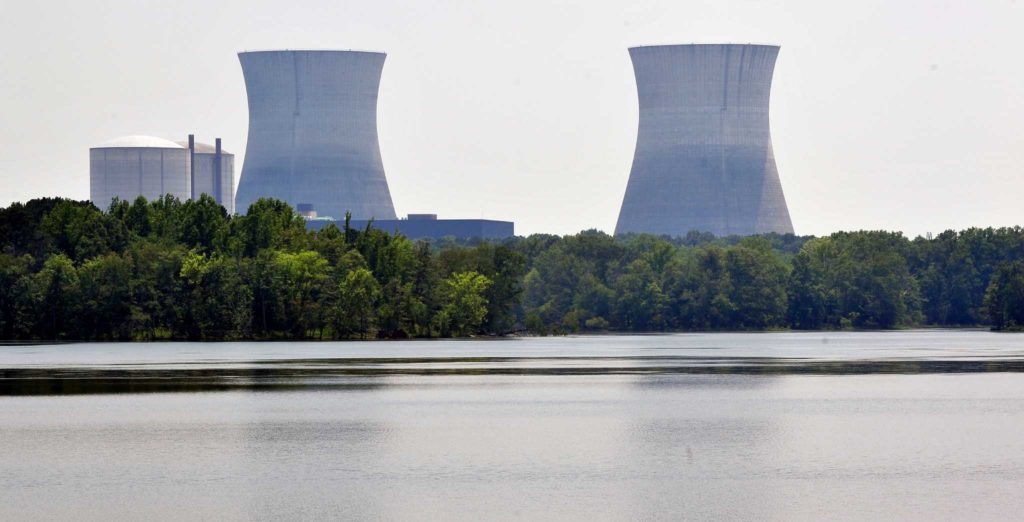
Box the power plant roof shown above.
[238,49,385,55]
[94,135,185,149]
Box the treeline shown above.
[1,196,1023,340]
[0,196,522,340]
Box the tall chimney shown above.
[187,134,195,200]
[215,138,223,204]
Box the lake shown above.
[3,330,1024,520]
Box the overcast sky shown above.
[1,0,1021,237]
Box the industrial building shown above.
[234,50,397,220]
[615,44,795,237]
[90,134,234,212]
[178,137,235,214]
[90,136,191,210]
[305,213,514,240]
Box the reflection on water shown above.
[3,330,1024,396]
[2,332,1024,520]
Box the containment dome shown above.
[95,135,185,149]
[234,50,398,220]
[90,135,191,210]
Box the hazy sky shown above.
[1,0,1021,237]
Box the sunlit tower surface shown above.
[235,50,397,220]
[615,44,794,237]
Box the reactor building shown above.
[178,137,235,214]
[90,135,191,210]
[90,134,235,211]
[614,44,795,237]
[234,50,398,220]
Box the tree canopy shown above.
[1,196,1023,340]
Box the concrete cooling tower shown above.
[90,135,191,210]
[615,44,794,237]
[234,50,397,220]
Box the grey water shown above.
[3,330,1024,520]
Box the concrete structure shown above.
[90,135,191,209]
[177,137,235,214]
[295,203,317,219]
[235,50,397,220]
[615,44,794,237]
[306,214,514,240]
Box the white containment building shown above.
[615,44,794,237]
[90,135,191,210]
[234,50,398,220]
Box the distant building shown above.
[234,50,398,220]
[305,213,514,240]
[91,134,235,212]
[295,203,318,219]
[615,44,795,237]
[90,135,191,210]
[178,137,235,214]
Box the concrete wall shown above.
[615,44,794,237]
[235,50,397,220]
[192,152,235,214]
[89,148,190,209]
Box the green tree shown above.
[226,198,308,257]
[28,254,81,339]
[179,252,252,340]
[268,250,331,338]
[682,246,736,330]
[983,261,1024,331]
[38,200,126,262]
[612,259,668,331]
[78,253,134,339]
[787,238,842,329]
[723,238,789,329]
[406,241,439,336]
[787,233,920,329]
[332,267,381,339]
[179,194,229,252]
[438,271,493,337]
[0,254,33,339]
[125,242,186,339]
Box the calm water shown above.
[3,331,1024,520]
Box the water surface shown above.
[2,331,1023,520]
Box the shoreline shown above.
[0,326,1005,346]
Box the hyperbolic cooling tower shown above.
[615,44,794,237]
[234,50,397,220]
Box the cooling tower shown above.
[234,50,397,220]
[615,44,794,237]
[90,136,191,210]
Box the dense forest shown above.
[1,196,1023,340]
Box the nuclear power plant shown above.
[234,50,397,220]
[90,136,192,209]
[177,138,235,215]
[85,43,803,240]
[87,48,511,239]
[615,44,794,237]
[90,134,235,212]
